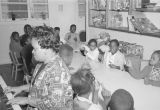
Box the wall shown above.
[87,27,160,59]
[48,0,85,42]
[0,20,50,64]
[0,0,85,64]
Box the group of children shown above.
[79,31,160,87]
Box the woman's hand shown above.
[4,86,23,97]
[7,97,28,105]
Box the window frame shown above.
[0,0,49,22]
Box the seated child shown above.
[128,50,160,87]
[59,44,73,67]
[71,68,111,110]
[84,39,100,62]
[104,39,126,70]
[108,89,134,110]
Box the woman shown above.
[5,26,73,110]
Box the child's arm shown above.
[128,65,152,79]
[101,85,111,107]
[92,81,100,104]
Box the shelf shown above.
[136,8,160,13]
[90,9,106,11]
[110,10,129,12]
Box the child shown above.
[54,27,60,41]
[97,32,110,62]
[65,24,80,50]
[104,39,126,70]
[84,39,100,62]
[59,44,73,67]
[108,89,134,110]
[9,31,22,60]
[71,68,111,110]
[129,50,160,87]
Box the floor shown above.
[0,64,24,87]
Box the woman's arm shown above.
[128,65,152,79]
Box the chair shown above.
[79,31,86,42]
[9,51,23,81]
[21,56,30,84]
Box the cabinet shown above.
[88,0,160,37]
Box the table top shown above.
[70,52,160,110]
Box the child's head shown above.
[54,27,60,34]
[109,39,119,54]
[59,44,73,67]
[70,24,76,33]
[71,69,95,96]
[24,24,32,35]
[11,31,19,42]
[88,39,97,51]
[109,89,134,110]
[149,50,160,66]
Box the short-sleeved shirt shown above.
[104,51,126,70]
[64,32,79,50]
[148,66,160,81]
[28,56,73,110]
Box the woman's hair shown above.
[110,39,119,47]
[71,69,95,96]
[88,39,97,46]
[153,50,160,59]
[31,26,60,53]
[10,31,19,41]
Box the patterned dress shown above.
[148,66,160,81]
[27,56,73,110]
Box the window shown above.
[0,0,49,21]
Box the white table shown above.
[71,52,160,110]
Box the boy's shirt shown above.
[64,32,79,50]
[104,50,126,70]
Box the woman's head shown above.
[149,50,160,66]
[70,24,76,33]
[99,32,110,42]
[88,39,97,51]
[31,26,60,62]
[71,69,95,96]
[109,39,119,54]
[11,32,19,42]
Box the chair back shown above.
[9,51,16,64]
